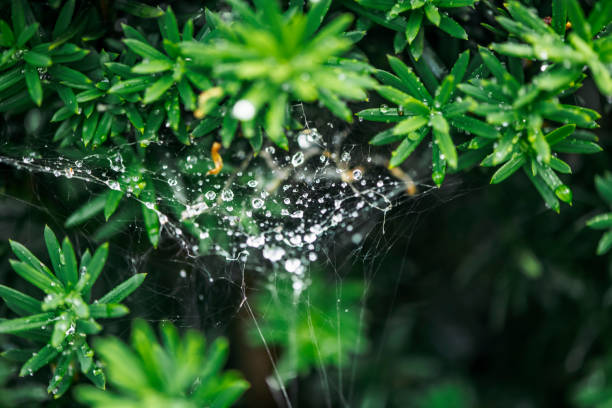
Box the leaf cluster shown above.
[0,226,146,398]
[74,319,249,408]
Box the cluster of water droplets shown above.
[1,126,423,294]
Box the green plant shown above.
[342,0,473,59]
[180,0,376,150]
[0,226,146,397]
[358,50,473,186]
[491,0,612,96]
[458,46,600,212]
[74,319,249,408]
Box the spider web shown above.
[0,104,452,407]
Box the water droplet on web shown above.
[247,179,258,188]
[205,190,216,200]
[263,246,285,262]
[284,258,303,274]
[221,189,234,201]
[168,178,178,186]
[291,151,304,167]
[252,198,264,209]
[353,169,362,180]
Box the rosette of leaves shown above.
[490,0,612,96]
[586,173,612,255]
[357,51,475,186]
[74,319,249,408]
[0,226,146,398]
[457,46,601,212]
[341,0,473,59]
[250,272,367,385]
[179,0,376,151]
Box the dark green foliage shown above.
[74,319,249,408]
[0,226,146,398]
[0,357,47,407]
[250,271,366,385]
[586,173,612,255]
[344,0,474,59]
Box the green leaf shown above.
[546,124,576,145]
[552,138,602,154]
[11,0,26,38]
[551,0,567,35]
[19,344,60,377]
[56,86,78,113]
[51,313,71,347]
[424,3,441,26]
[93,112,113,146]
[108,77,155,95]
[432,142,446,186]
[490,154,525,184]
[115,0,163,18]
[79,242,108,296]
[104,190,124,220]
[387,55,433,103]
[9,239,53,277]
[525,167,560,213]
[16,22,38,47]
[529,128,551,164]
[61,237,78,287]
[319,88,352,122]
[393,116,428,135]
[438,14,467,39]
[89,303,129,318]
[98,273,147,305]
[265,93,289,150]
[376,86,430,115]
[0,20,15,46]
[0,312,56,334]
[434,75,455,106]
[160,6,180,43]
[53,0,75,38]
[76,89,104,103]
[596,230,612,255]
[24,64,42,106]
[595,174,612,204]
[549,156,572,174]
[587,213,612,230]
[0,67,22,92]
[143,74,175,104]
[450,115,500,139]
[0,284,42,316]
[49,65,92,89]
[356,108,406,122]
[132,59,173,74]
[431,115,457,168]
[44,225,65,284]
[65,194,107,228]
[305,0,331,37]
[405,10,422,44]
[9,260,63,294]
[369,128,404,146]
[123,38,169,61]
[82,111,99,146]
[566,0,590,41]
[389,131,427,168]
